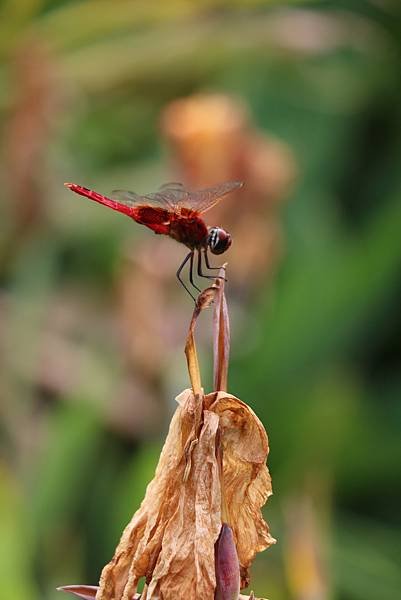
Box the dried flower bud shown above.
[215,523,240,600]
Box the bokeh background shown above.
[1,1,400,599]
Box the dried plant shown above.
[58,269,275,599]
[1,39,59,274]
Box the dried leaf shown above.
[184,328,201,396]
[185,284,217,395]
[94,386,274,599]
[146,410,220,599]
[97,390,221,600]
[209,392,276,587]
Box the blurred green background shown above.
[1,1,400,599]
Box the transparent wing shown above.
[172,180,243,214]
[112,180,243,214]
[159,182,185,191]
[112,189,176,211]
[146,181,243,213]
[148,182,189,208]
[113,183,193,211]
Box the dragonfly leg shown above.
[189,252,202,293]
[176,251,197,301]
[204,248,222,270]
[197,250,226,281]
[199,249,227,281]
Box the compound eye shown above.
[208,227,232,255]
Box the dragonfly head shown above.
[207,227,232,255]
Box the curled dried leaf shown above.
[208,392,276,588]
[93,387,273,599]
[196,285,218,311]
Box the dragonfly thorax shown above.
[207,227,232,255]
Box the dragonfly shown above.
[64,180,243,300]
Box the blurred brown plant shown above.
[161,93,297,290]
[1,38,59,271]
[59,272,274,599]
[113,239,189,435]
[0,38,60,475]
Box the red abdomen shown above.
[131,206,171,236]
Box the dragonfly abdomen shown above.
[131,206,171,235]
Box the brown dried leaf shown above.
[146,409,221,599]
[93,365,274,600]
[185,284,217,396]
[95,388,274,598]
[208,392,276,587]
[97,389,221,600]
[184,328,201,396]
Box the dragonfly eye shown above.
[208,227,232,255]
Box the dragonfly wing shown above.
[66,183,175,220]
[146,182,190,208]
[158,182,185,191]
[113,180,243,213]
[112,189,175,211]
[187,181,243,214]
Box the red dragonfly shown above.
[64,180,243,299]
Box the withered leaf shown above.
[209,392,276,587]
[96,388,273,599]
[97,390,221,600]
[185,282,218,396]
